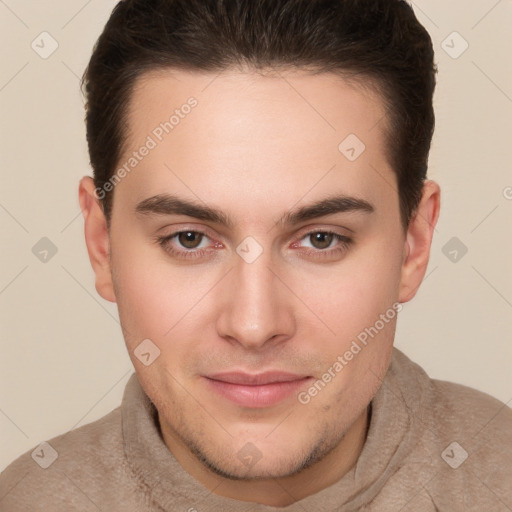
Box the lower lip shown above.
[204,377,312,408]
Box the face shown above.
[81,67,437,485]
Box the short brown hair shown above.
[82,0,436,227]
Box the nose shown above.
[215,251,296,351]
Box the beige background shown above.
[1,0,511,471]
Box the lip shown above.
[204,371,313,408]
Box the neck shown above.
[159,405,370,507]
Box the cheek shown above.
[303,243,402,336]
[111,237,226,373]
[296,256,400,406]
[114,264,165,338]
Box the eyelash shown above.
[155,229,353,261]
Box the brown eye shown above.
[309,232,334,249]
[177,231,203,249]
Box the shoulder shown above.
[430,376,511,437]
[429,378,512,508]
[391,347,511,439]
[389,348,512,508]
[0,406,135,511]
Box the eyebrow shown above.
[135,193,374,228]
[279,195,374,226]
[135,195,232,227]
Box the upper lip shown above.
[205,371,310,386]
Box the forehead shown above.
[117,68,394,217]
[127,67,387,145]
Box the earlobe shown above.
[398,180,441,303]
[78,177,117,303]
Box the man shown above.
[1,0,510,510]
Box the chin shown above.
[189,433,332,481]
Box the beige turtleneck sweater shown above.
[1,348,511,511]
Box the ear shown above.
[398,180,441,303]
[78,177,116,303]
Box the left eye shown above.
[175,231,208,249]
[299,231,347,250]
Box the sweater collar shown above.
[122,348,428,511]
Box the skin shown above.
[79,68,440,506]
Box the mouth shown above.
[203,371,313,408]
